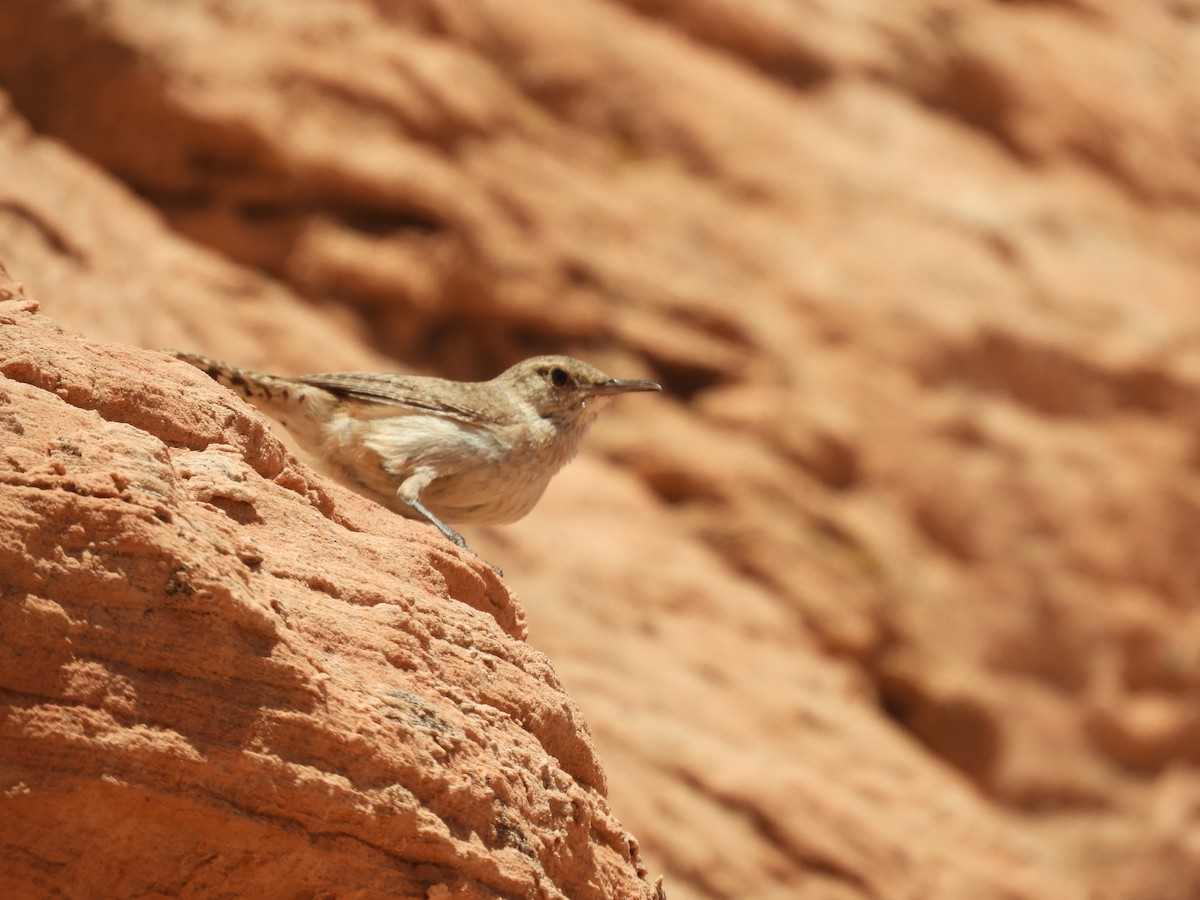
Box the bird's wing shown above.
[293,372,491,425]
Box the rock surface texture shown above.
[2,1,1200,898]
[0,292,660,899]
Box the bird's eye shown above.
[550,367,568,387]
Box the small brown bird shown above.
[167,351,661,556]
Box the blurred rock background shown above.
[1,1,1199,897]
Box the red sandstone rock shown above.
[0,292,661,899]
[1,1,1200,898]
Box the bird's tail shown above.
[163,350,299,404]
[164,349,341,455]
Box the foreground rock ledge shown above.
[0,292,663,900]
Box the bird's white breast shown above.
[316,410,578,525]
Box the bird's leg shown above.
[404,495,469,549]
[397,471,502,574]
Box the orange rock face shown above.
[2,1,1200,898]
[0,292,660,899]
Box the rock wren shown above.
[167,351,661,556]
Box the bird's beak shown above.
[590,378,663,396]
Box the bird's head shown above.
[500,355,661,425]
